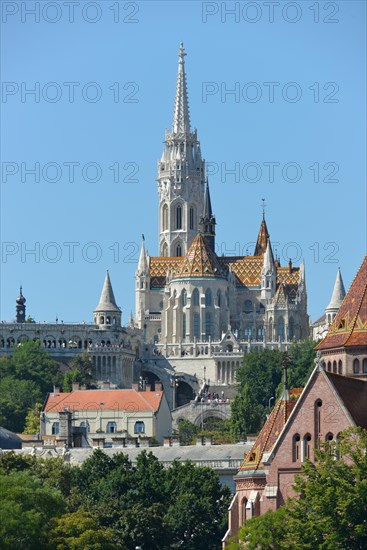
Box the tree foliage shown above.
[230,341,316,439]
[0,448,231,550]
[63,353,96,392]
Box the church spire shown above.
[137,234,149,276]
[254,206,270,256]
[172,43,191,134]
[199,179,216,251]
[325,268,346,323]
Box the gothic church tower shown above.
[158,44,205,257]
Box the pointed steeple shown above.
[199,179,216,251]
[137,235,149,276]
[326,268,346,312]
[263,238,274,272]
[172,43,191,134]
[254,215,270,256]
[95,271,120,312]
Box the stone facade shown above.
[134,44,309,387]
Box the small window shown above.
[363,358,367,373]
[177,244,182,257]
[353,358,360,374]
[134,421,145,434]
[338,360,342,374]
[189,207,195,230]
[192,289,199,307]
[181,289,187,307]
[303,434,311,460]
[243,300,252,314]
[106,421,117,434]
[333,361,337,373]
[292,434,300,462]
[205,289,212,307]
[52,422,59,435]
[176,205,182,230]
[182,313,186,338]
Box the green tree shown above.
[117,502,166,550]
[176,418,200,445]
[230,383,264,439]
[0,376,41,432]
[0,471,65,549]
[63,354,96,391]
[24,402,42,434]
[10,340,62,394]
[48,510,121,550]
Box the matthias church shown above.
[1,45,311,401]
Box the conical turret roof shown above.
[326,268,346,311]
[173,234,226,279]
[254,216,270,256]
[94,271,120,312]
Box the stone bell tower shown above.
[157,43,205,258]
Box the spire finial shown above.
[172,43,190,134]
[261,198,266,220]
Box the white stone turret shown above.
[325,268,346,324]
[94,271,121,328]
[261,238,276,301]
[158,43,205,257]
[135,236,150,327]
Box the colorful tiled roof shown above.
[44,389,164,413]
[173,234,227,279]
[221,256,263,287]
[149,257,182,288]
[316,256,367,350]
[240,399,297,471]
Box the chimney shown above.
[204,435,213,446]
[132,383,139,391]
[53,387,60,394]
[102,381,110,390]
[72,383,80,392]
[163,437,171,447]
[196,435,205,446]
[171,435,180,447]
[155,382,163,391]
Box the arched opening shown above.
[192,288,199,306]
[338,360,342,374]
[303,433,311,461]
[162,203,168,231]
[176,381,194,407]
[193,313,200,339]
[333,360,337,373]
[327,361,331,372]
[176,243,182,257]
[217,290,221,307]
[292,433,300,462]
[205,312,212,339]
[181,289,187,307]
[182,313,186,339]
[205,289,212,307]
[243,299,252,313]
[162,242,168,257]
[363,358,367,373]
[141,370,160,391]
[134,421,145,434]
[353,358,360,373]
[106,422,117,434]
[189,206,195,230]
[277,317,285,341]
[176,205,182,230]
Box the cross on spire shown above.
[261,198,266,219]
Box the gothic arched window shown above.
[176,205,182,230]
[205,312,212,338]
[277,317,285,341]
[243,300,252,313]
[353,358,360,373]
[338,360,342,374]
[193,313,200,339]
[107,421,117,433]
[205,289,212,307]
[189,206,195,230]
[134,421,145,434]
[303,434,311,461]
[162,204,168,231]
[192,289,199,307]
[217,290,221,307]
[176,243,182,257]
[181,289,187,307]
[162,242,168,257]
[292,433,300,462]
[182,313,186,338]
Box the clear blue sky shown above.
[1,0,366,324]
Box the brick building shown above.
[223,255,367,545]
